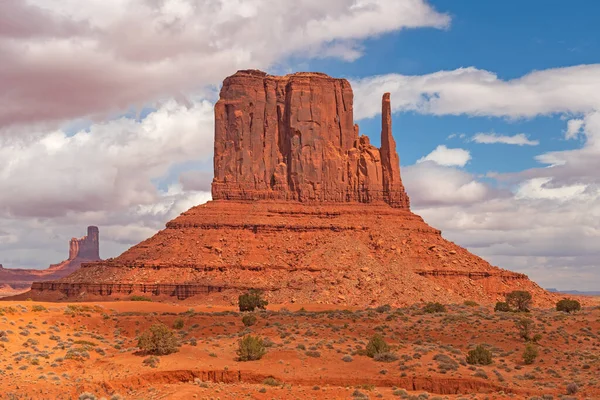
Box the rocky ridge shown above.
[28,71,556,306]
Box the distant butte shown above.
[0,226,100,297]
[25,71,556,307]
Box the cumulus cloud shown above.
[1,0,449,129]
[0,99,215,218]
[565,118,584,140]
[471,133,539,146]
[352,64,600,119]
[417,145,471,167]
[403,161,490,206]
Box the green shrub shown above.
[137,323,180,355]
[494,302,510,312]
[236,335,266,361]
[172,318,184,330]
[466,345,493,365]
[505,291,532,312]
[463,300,478,307]
[373,352,398,362]
[142,356,160,368]
[130,295,152,302]
[366,334,389,358]
[242,314,257,327]
[238,290,268,312]
[31,305,47,312]
[375,304,392,313]
[522,344,538,365]
[514,317,541,342]
[423,302,447,314]
[556,299,581,313]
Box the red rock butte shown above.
[27,70,556,306]
[0,226,100,297]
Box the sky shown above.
[1,0,599,290]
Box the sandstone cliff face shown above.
[212,70,410,208]
[0,226,101,296]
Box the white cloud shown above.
[565,118,584,140]
[0,0,449,129]
[0,98,215,218]
[352,64,600,120]
[472,133,539,146]
[403,161,489,206]
[417,145,471,167]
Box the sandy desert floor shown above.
[0,298,599,399]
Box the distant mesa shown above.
[24,71,557,307]
[0,226,100,297]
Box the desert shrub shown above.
[375,304,392,313]
[373,352,398,362]
[556,299,581,313]
[65,348,90,361]
[263,377,281,386]
[466,345,493,365]
[172,318,184,330]
[305,350,321,358]
[463,300,478,307]
[142,356,160,368]
[566,382,579,395]
[242,314,257,327]
[366,334,389,358]
[238,290,268,312]
[78,393,97,400]
[494,302,510,312]
[342,355,353,362]
[434,353,459,371]
[522,344,538,365]
[423,302,447,314]
[236,335,266,361]
[137,323,179,355]
[130,295,152,302]
[514,318,541,342]
[31,305,47,312]
[506,291,532,312]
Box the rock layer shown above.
[26,71,555,306]
[0,226,101,297]
[212,70,409,208]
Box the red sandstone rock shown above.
[212,70,409,208]
[0,226,101,296]
[26,71,556,307]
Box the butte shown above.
[0,226,100,297]
[28,70,556,307]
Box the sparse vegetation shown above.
[466,345,493,365]
[130,295,152,302]
[505,290,532,312]
[242,314,257,327]
[238,290,268,312]
[137,323,180,355]
[494,301,510,312]
[514,317,541,342]
[172,318,184,330]
[366,334,389,358]
[556,298,581,313]
[236,335,266,361]
[463,300,478,307]
[522,344,538,365]
[423,302,447,314]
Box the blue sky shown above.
[304,0,599,173]
[1,0,599,291]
